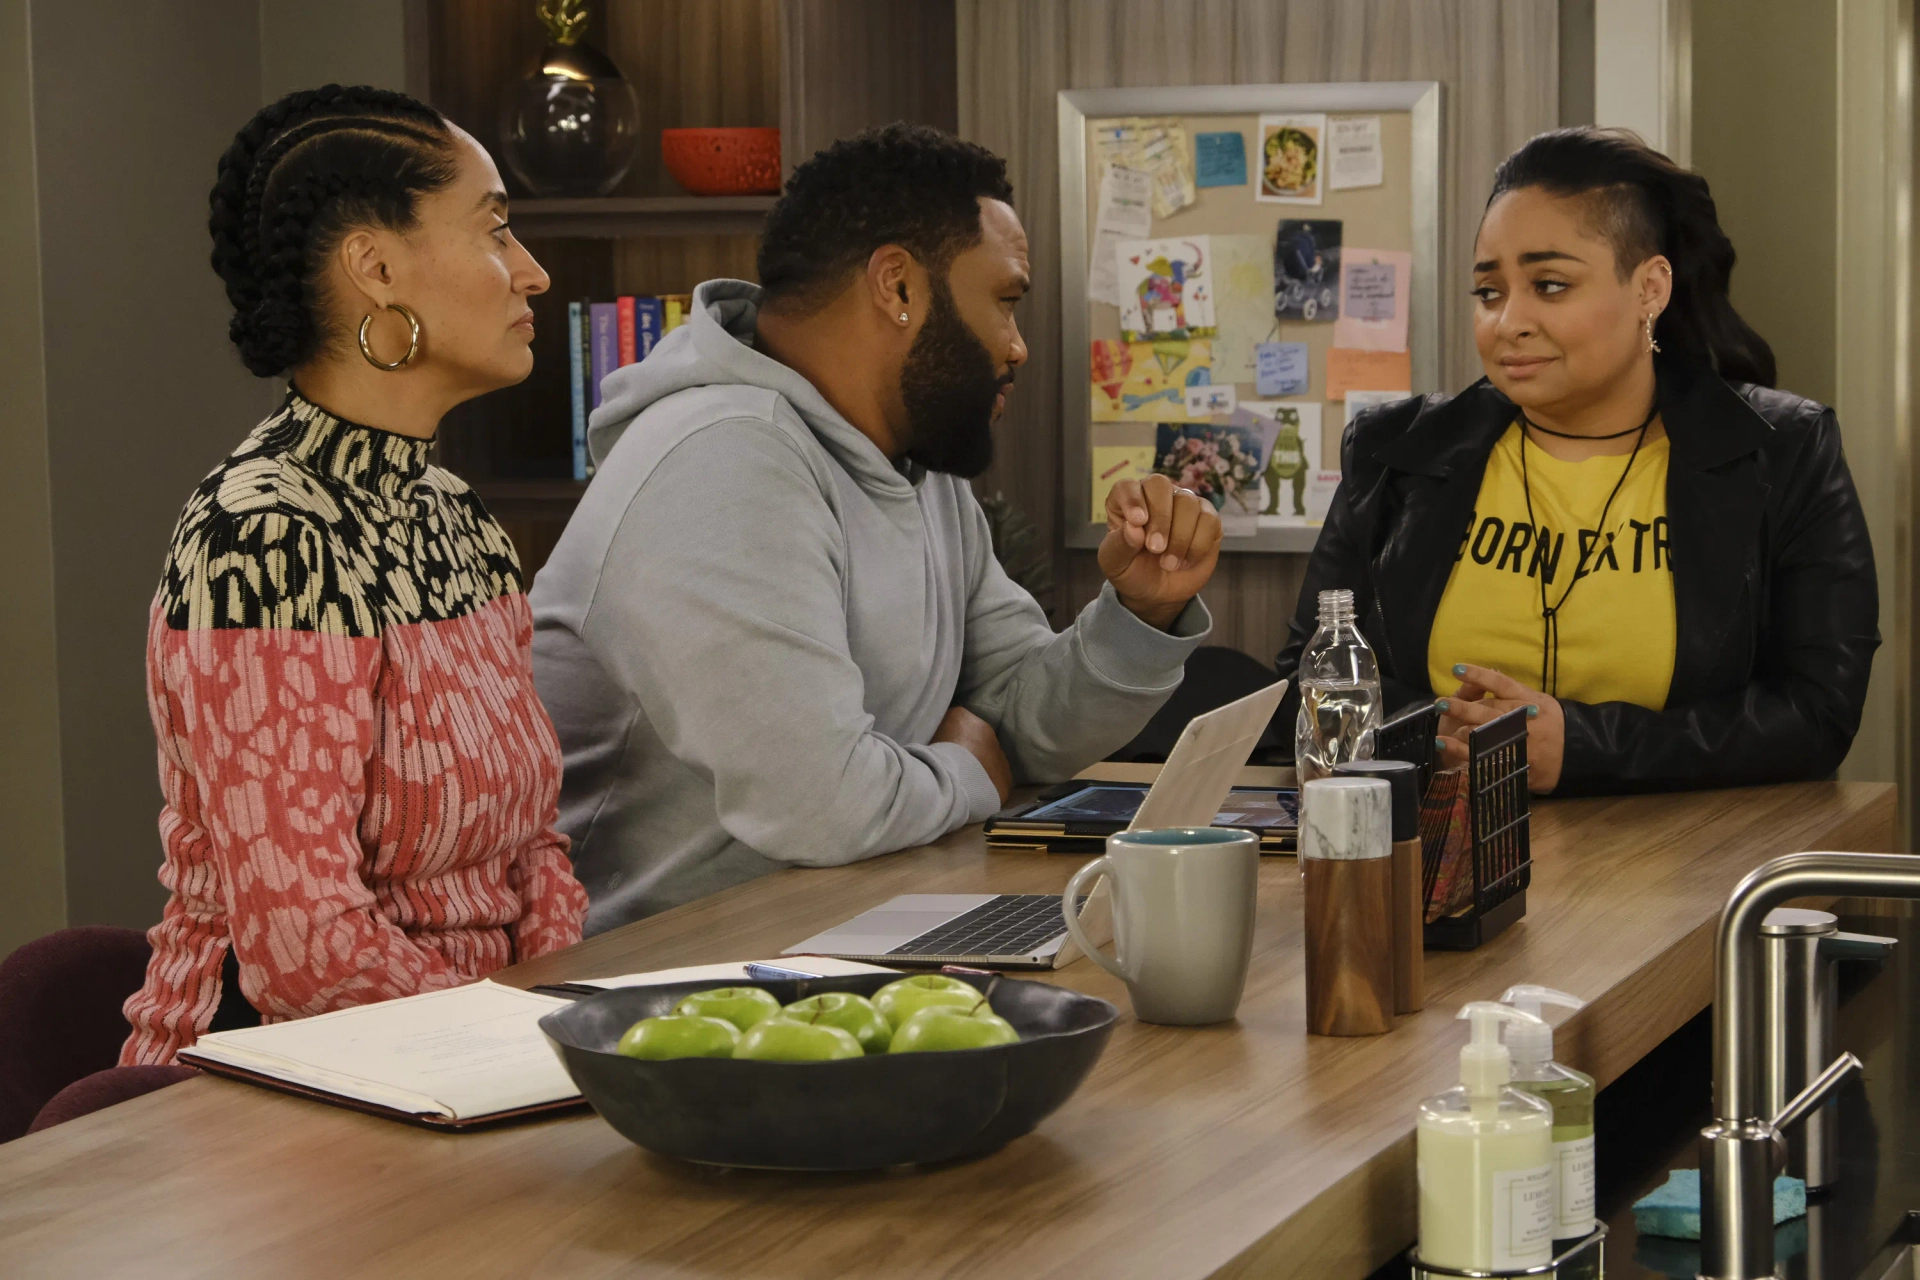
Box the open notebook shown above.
[181,959,900,1130]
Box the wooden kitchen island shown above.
[0,783,1894,1279]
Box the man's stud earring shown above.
[899,312,909,324]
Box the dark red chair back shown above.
[0,925,153,1141]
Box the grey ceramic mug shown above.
[1061,827,1260,1025]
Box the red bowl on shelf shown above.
[661,127,782,196]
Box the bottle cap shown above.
[1333,759,1419,841]
[1497,984,1585,1066]
[1299,777,1391,861]
[1457,1001,1547,1095]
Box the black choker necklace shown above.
[1516,397,1658,696]
[1520,405,1659,441]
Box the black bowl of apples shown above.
[538,971,1118,1170]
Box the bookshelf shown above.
[407,0,958,574]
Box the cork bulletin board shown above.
[1059,83,1441,553]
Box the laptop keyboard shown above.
[887,894,1085,958]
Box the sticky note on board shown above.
[1333,249,1412,351]
[1326,347,1412,399]
[1255,342,1309,396]
[1091,445,1156,522]
[1344,263,1396,321]
[1185,384,1237,418]
[1195,132,1248,187]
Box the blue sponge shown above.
[1632,1169,1807,1240]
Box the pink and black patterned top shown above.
[122,391,587,1065]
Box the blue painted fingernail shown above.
[1526,704,1539,719]
[1435,698,1449,712]
[1434,737,1447,751]
[1452,663,1467,677]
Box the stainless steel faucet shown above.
[1700,851,1920,1280]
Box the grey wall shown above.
[0,0,419,953]
[0,0,65,956]
[31,0,276,930]
[260,0,408,101]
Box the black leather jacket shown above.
[1274,358,1879,794]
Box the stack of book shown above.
[567,293,693,481]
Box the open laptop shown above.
[782,680,1289,970]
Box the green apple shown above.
[671,986,782,1032]
[615,1014,740,1060]
[888,1005,1020,1053]
[871,974,984,1029]
[779,992,892,1054]
[732,1017,863,1062]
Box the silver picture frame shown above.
[1059,81,1442,553]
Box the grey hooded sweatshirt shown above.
[529,279,1210,933]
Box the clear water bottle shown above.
[1294,588,1383,783]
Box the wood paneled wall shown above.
[956,0,1559,661]
[781,0,959,171]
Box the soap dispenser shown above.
[1415,1003,1556,1272]
[1499,985,1597,1256]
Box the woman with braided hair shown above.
[121,85,586,1064]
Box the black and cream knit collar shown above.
[259,388,434,500]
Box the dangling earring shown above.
[1644,313,1661,355]
[359,303,422,371]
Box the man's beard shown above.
[898,277,1008,478]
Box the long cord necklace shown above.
[1515,402,1658,695]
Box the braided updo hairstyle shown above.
[210,84,460,377]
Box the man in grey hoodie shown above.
[531,125,1223,933]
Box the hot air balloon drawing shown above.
[1090,339,1133,412]
[1088,339,1215,422]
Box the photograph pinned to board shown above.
[1195,131,1248,187]
[1086,165,1154,306]
[1326,347,1412,400]
[1326,116,1385,190]
[1241,400,1323,525]
[1333,249,1411,351]
[1274,220,1342,322]
[1117,237,1217,341]
[1206,234,1277,383]
[1344,388,1410,426]
[1154,418,1277,537]
[1090,338,1213,422]
[1092,116,1197,219]
[1257,113,1326,204]
[1090,443,1157,522]
[1255,342,1309,396]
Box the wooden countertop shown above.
[0,783,1894,1279]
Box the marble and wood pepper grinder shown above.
[1300,776,1395,1036]
[1334,759,1425,1015]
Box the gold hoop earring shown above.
[359,303,421,371]
[1644,313,1661,355]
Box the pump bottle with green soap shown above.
[1415,1003,1556,1273]
[1499,984,1597,1254]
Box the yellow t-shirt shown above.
[1427,423,1676,709]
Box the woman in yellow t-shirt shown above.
[1276,128,1878,793]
